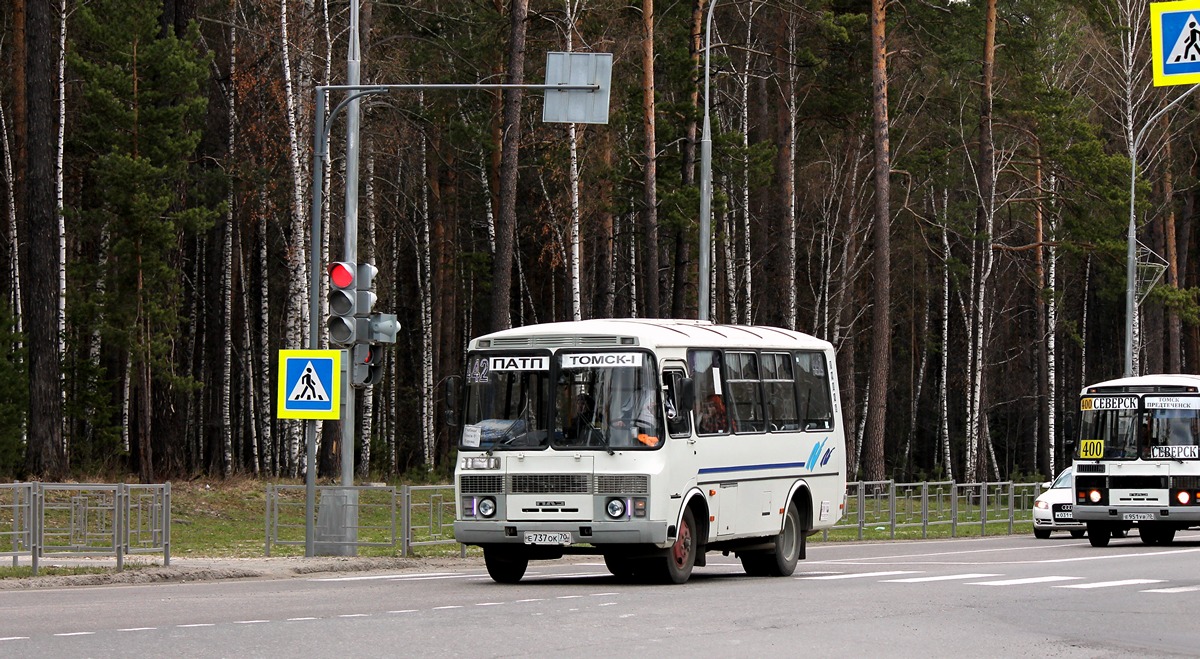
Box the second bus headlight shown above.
[606,498,626,519]
[478,497,497,518]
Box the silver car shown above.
[1033,467,1085,539]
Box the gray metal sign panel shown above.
[543,52,612,125]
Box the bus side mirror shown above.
[444,375,462,427]
[678,377,695,413]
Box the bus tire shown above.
[768,500,803,576]
[1087,523,1110,547]
[662,507,697,584]
[483,547,528,584]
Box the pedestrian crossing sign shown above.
[1152,0,1200,86]
[277,349,342,419]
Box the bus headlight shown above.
[1178,491,1191,505]
[606,498,627,519]
[1088,489,1102,503]
[478,497,497,518]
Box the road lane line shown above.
[387,610,418,614]
[233,620,269,624]
[882,573,1001,583]
[433,606,463,610]
[311,572,459,581]
[0,637,29,642]
[1056,579,1164,589]
[1142,585,1200,593]
[177,624,215,628]
[54,632,95,637]
[514,598,546,603]
[288,617,318,621]
[117,627,157,632]
[338,614,370,618]
[798,570,921,580]
[968,576,1080,586]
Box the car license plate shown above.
[523,531,571,545]
[1123,512,1154,521]
[1054,511,1073,519]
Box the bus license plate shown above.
[1123,513,1154,521]
[524,531,571,545]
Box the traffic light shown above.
[327,261,360,345]
[368,312,401,344]
[356,263,378,318]
[351,343,386,388]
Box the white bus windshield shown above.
[459,350,663,451]
[1077,395,1200,460]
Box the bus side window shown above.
[796,351,834,431]
[689,349,728,435]
[664,369,691,437]
[727,351,764,432]
[764,352,799,431]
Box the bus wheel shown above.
[603,554,637,579]
[483,547,528,584]
[1086,523,1110,547]
[662,508,697,584]
[768,500,802,576]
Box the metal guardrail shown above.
[1,482,171,575]
[823,480,1042,541]
[265,484,465,557]
[267,481,1043,556]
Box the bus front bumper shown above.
[1072,505,1200,523]
[454,519,670,547]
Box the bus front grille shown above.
[460,475,504,494]
[1172,476,1200,490]
[509,474,591,494]
[596,474,649,494]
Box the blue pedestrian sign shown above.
[1152,0,1200,86]
[277,349,342,419]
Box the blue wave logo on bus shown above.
[807,439,833,470]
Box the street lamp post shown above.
[698,0,718,322]
[1124,84,1198,378]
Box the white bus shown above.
[1071,374,1200,547]
[449,319,847,584]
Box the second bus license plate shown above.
[524,531,572,545]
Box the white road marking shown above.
[1143,585,1200,593]
[387,610,418,614]
[54,632,95,637]
[233,620,268,624]
[433,606,463,610]
[311,572,459,582]
[177,624,214,628]
[799,570,921,580]
[288,617,318,621]
[117,627,156,632]
[882,573,1001,583]
[1056,579,1165,589]
[0,637,29,642]
[514,598,545,603]
[476,602,504,606]
[599,602,618,607]
[589,592,619,596]
[812,543,1200,567]
[557,595,583,599]
[969,576,1081,586]
[338,614,370,618]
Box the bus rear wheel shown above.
[483,547,528,584]
[661,508,697,584]
[741,500,803,577]
[1086,523,1110,547]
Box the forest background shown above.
[2,0,1198,486]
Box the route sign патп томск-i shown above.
[1152,0,1200,85]
[277,349,342,419]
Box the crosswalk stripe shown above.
[1056,579,1164,589]
[798,570,921,580]
[882,573,1001,583]
[1142,585,1200,593]
[968,576,1081,586]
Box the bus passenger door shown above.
[662,365,703,517]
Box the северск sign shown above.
[1152,0,1200,86]
[277,349,341,419]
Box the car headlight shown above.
[606,498,627,519]
[478,497,497,518]
[1035,500,1049,510]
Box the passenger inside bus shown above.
[569,393,603,445]
[698,394,728,434]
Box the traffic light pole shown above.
[304,73,605,556]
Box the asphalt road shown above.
[4,531,1200,658]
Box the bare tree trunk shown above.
[491,0,528,332]
[419,95,435,468]
[939,201,953,480]
[257,198,273,474]
[861,0,891,482]
[22,0,65,479]
[0,98,20,338]
[640,0,660,318]
[56,0,67,462]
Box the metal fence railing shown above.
[823,481,1043,541]
[267,481,1043,557]
[1,482,171,575]
[265,484,464,558]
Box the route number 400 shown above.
[1079,439,1104,459]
